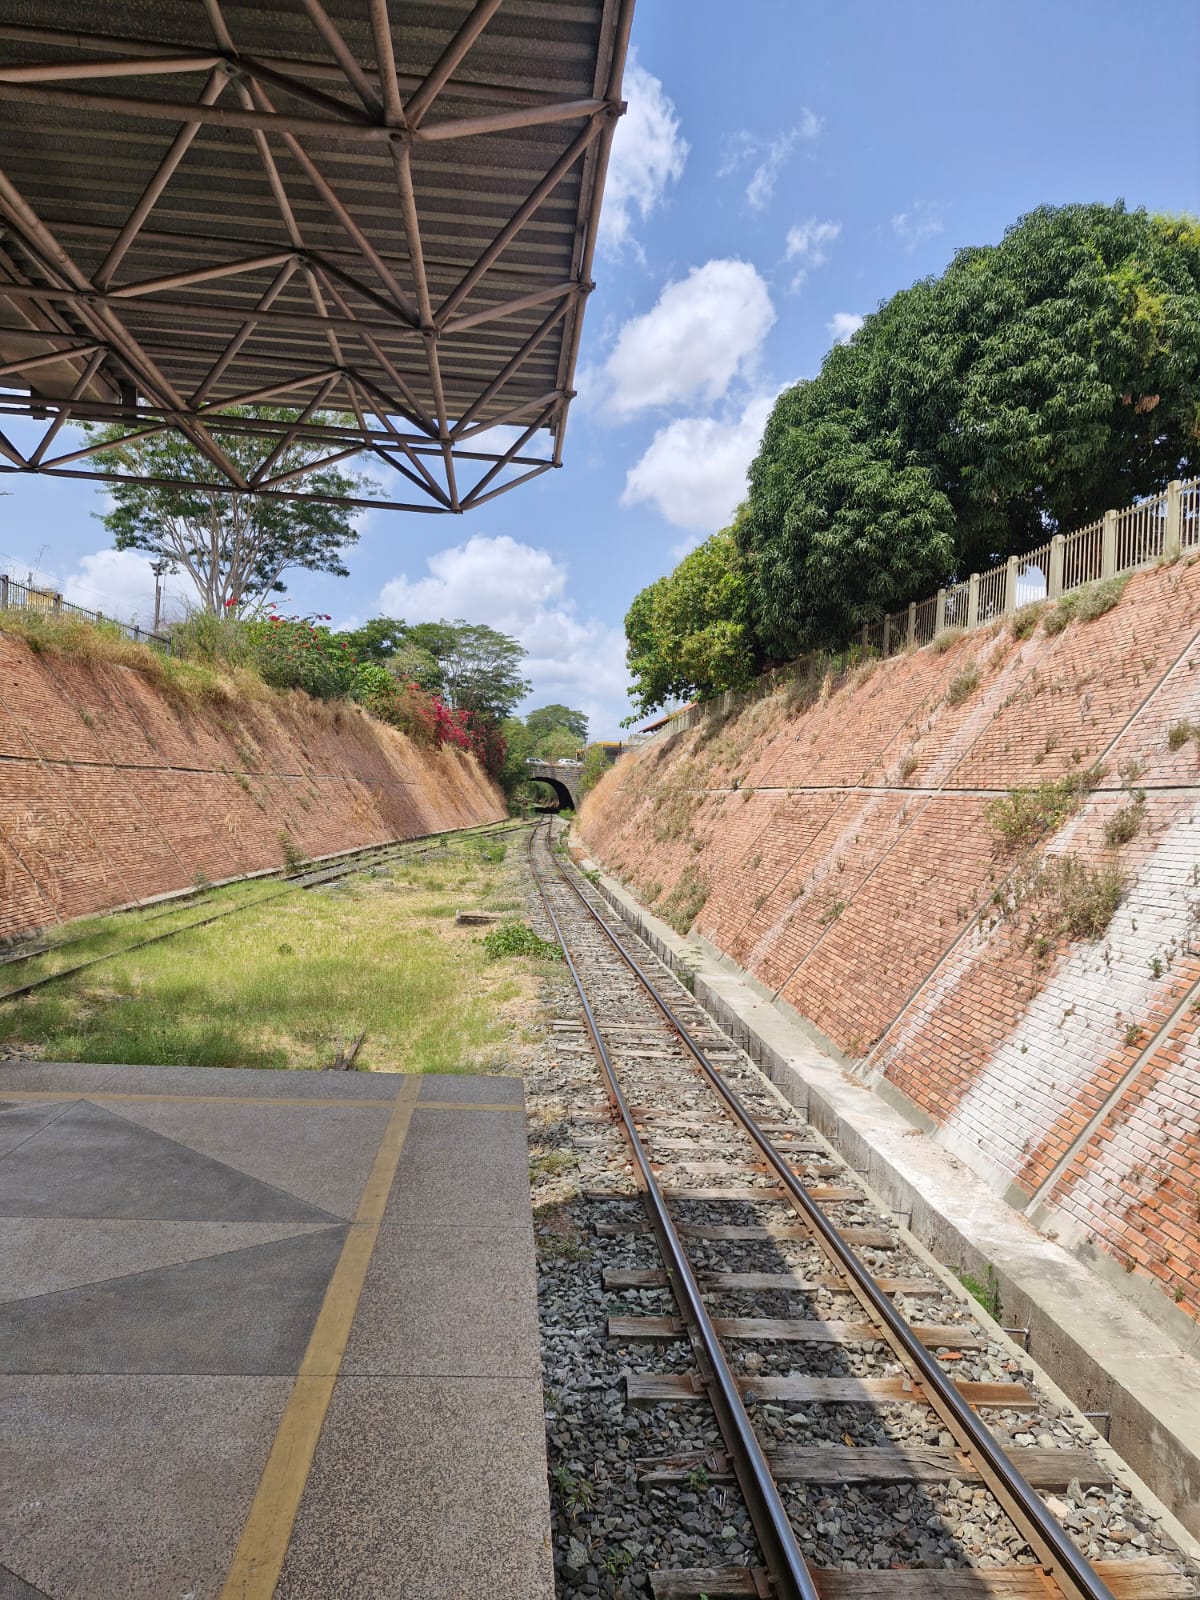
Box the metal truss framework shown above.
[0,0,633,511]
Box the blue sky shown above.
[2,0,1197,737]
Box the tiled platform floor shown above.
[0,1062,553,1600]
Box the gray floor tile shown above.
[109,1098,392,1221]
[0,1564,50,1599]
[0,1218,333,1304]
[383,1109,534,1229]
[341,1225,540,1379]
[0,1063,119,1094]
[276,1376,554,1600]
[0,1374,290,1600]
[416,1073,523,1105]
[25,1062,406,1100]
[0,1101,73,1160]
[0,1226,346,1375]
[0,1100,338,1223]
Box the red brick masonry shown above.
[0,633,506,944]
[581,562,1200,1322]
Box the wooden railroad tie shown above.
[626,1372,1036,1410]
[637,1443,1112,1491]
[603,1268,941,1296]
[609,1314,983,1350]
[594,1219,896,1249]
[647,1559,1197,1598]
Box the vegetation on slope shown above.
[624,203,1200,712]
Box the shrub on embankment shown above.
[1,605,502,775]
[582,558,1200,1321]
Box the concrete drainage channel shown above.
[566,832,1200,1561]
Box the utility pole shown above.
[150,558,170,634]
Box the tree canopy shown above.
[404,620,530,721]
[88,410,367,613]
[738,202,1200,658]
[332,615,530,726]
[524,703,588,750]
[625,528,756,716]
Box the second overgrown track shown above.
[0,818,528,1004]
[527,820,1177,1600]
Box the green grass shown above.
[0,836,532,1074]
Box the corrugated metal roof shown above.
[0,0,632,509]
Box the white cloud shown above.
[785,216,841,289]
[827,311,865,345]
[377,534,629,736]
[719,115,821,210]
[745,131,796,211]
[892,199,943,251]
[3,546,191,628]
[600,55,688,258]
[603,259,775,418]
[621,392,775,531]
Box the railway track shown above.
[0,817,528,1004]
[527,820,1196,1600]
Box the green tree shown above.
[336,617,408,664]
[739,202,1200,658]
[87,411,368,613]
[524,703,588,752]
[406,619,530,721]
[625,528,757,715]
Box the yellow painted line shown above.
[219,1073,421,1600]
[412,1100,524,1112]
[0,1088,397,1110]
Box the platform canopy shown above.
[0,1,632,512]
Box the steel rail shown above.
[0,816,528,972]
[527,823,819,1600]
[541,830,1119,1600]
[0,819,527,1002]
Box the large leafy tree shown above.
[524,703,588,751]
[625,528,757,715]
[739,203,1200,658]
[87,410,368,613]
[406,619,530,721]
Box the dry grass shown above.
[0,608,265,709]
[945,662,981,706]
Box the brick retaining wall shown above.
[580,560,1200,1326]
[0,632,506,942]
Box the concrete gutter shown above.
[572,837,1200,1548]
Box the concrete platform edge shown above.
[573,838,1200,1550]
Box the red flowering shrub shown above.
[243,610,358,699]
[349,660,505,777]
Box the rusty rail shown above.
[530,820,1119,1600]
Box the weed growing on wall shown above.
[1103,791,1146,848]
[930,628,965,654]
[985,768,1101,852]
[1166,718,1200,754]
[659,868,709,934]
[1043,576,1128,635]
[897,752,919,780]
[945,662,981,706]
[956,1263,1002,1320]
[1021,854,1128,955]
[1010,602,1046,639]
[278,831,306,875]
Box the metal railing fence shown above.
[0,573,170,651]
[648,475,1200,738]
